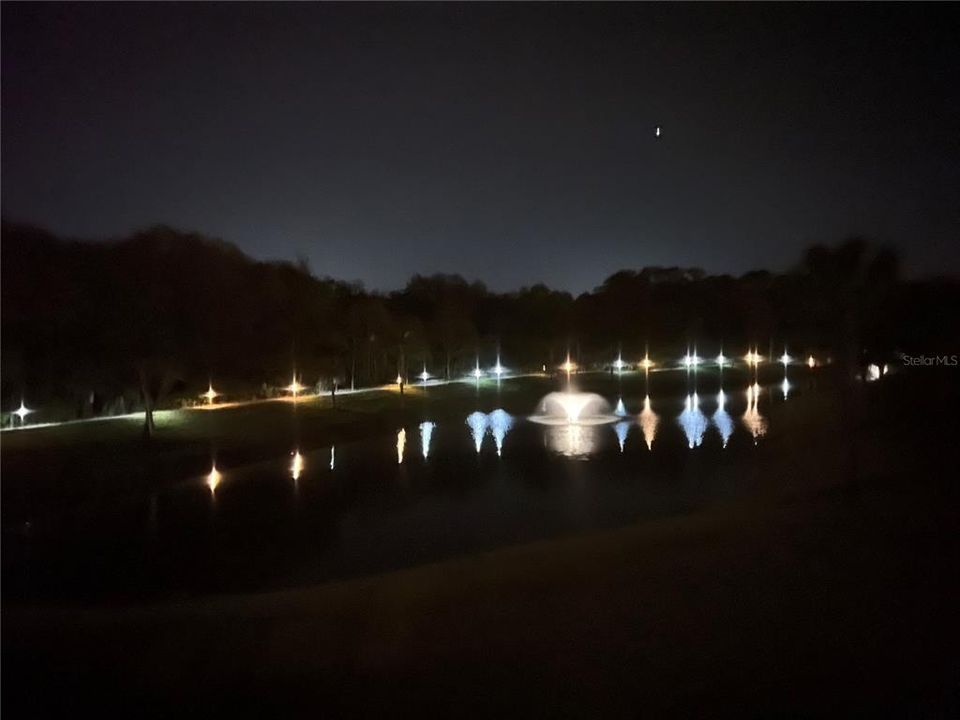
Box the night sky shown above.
[3,3,958,293]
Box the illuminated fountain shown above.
[711,390,734,448]
[531,391,617,458]
[639,395,659,450]
[614,398,627,416]
[678,392,708,448]
[420,421,435,459]
[529,392,618,426]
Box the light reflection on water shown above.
[545,423,602,458]
[712,390,734,448]
[396,428,406,464]
[678,393,708,449]
[639,395,659,450]
[420,421,436,460]
[488,409,514,456]
[614,420,631,452]
[743,382,768,443]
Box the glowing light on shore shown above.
[807,355,816,369]
[419,421,435,459]
[641,355,654,372]
[396,428,406,464]
[780,350,792,368]
[396,374,403,385]
[206,464,222,493]
[716,352,727,368]
[613,354,626,373]
[682,350,701,369]
[290,451,304,480]
[744,350,762,367]
[419,366,430,382]
[561,355,575,375]
[640,395,658,450]
[202,384,219,405]
[492,353,505,379]
[12,400,32,425]
[286,373,306,398]
[472,362,483,380]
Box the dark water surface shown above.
[4,373,804,603]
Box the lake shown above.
[4,370,806,603]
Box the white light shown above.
[655,126,661,137]
[472,366,483,379]
[396,428,406,464]
[396,374,403,385]
[641,355,653,371]
[613,355,625,371]
[807,355,816,369]
[716,352,727,368]
[202,384,218,405]
[683,351,701,368]
[13,400,32,423]
[866,364,881,382]
[780,351,792,367]
[290,451,304,480]
[492,356,505,377]
[419,367,430,382]
[329,446,336,470]
[286,373,305,397]
[206,464,222,493]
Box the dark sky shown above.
[3,3,959,293]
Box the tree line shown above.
[2,221,957,430]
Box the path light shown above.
[613,354,626,373]
[419,366,430,383]
[396,374,403,385]
[492,354,505,378]
[780,350,792,368]
[286,372,305,398]
[13,399,32,425]
[561,356,575,374]
[202,383,218,405]
[472,364,483,380]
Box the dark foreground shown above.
[4,371,959,717]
